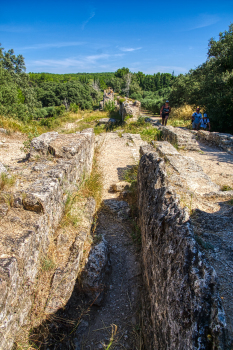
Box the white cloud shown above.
[82,11,95,30]
[119,47,142,52]
[189,14,220,30]
[19,42,85,50]
[30,53,125,71]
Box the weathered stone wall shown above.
[137,145,226,350]
[194,130,233,154]
[0,129,95,349]
[99,88,114,110]
[153,124,200,151]
[119,99,141,121]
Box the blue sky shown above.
[1,0,233,75]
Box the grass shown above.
[62,147,103,228]
[102,116,162,143]
[41,257,56,272]
[0,172,16,190]
[167,104,198,129]
[104,324,118,350]
[221,185,233,191]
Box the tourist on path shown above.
[160,100,171,126]
[200,113,211,131]
[191,107,202,130]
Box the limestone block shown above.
[98,118,116,125]
[30,131,58,156]
[137,146,226,349]
[80,237,110,305]
[153,141,179,156]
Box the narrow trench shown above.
[31,133,145,350]
[31,205,143,350]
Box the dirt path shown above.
[73,132,146,349]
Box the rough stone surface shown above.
[0,129,95,350]
[98,118,116,125]
[0,128,7,134]
[161,125,200,150]
[30,131,58,156]
[0,162,7,174]
[137,146,226,350]
[195,130,233,154]
[104,199,130,221]
[112,181,130,192]
[45,198,96,314]
[119,99,141,121]
[80,237,110,305]
[153,141,220,194]
[99,88,114,110]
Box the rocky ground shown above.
[1,113,233,349]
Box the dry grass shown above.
[0,172,16,190]
[168,104,203,128]
[62,148,103,231]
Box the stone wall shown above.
[194,130,233,154]
[0,129,95,349]
[119,99,141,121]
[137,145,226,350]
[99,88,114,110]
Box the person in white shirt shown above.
[200,113,210,131]
[191,107,202,130]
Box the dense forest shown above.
[0,23,233,133]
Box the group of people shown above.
[160,101,210,131]
[191,106,210,131]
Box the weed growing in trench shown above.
[62,147,103,228]
[221,185,233,191]
[0,172,16,190]
[41,257,56,272]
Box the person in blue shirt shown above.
[191,107,202,130]
[200,113,211,131]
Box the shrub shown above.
[69,103,79,113]
[104,100,115,112]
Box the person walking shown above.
[191,107,202,130]
[160,100,171,126]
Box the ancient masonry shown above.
[0,120,233,349]
[99,89,141,122]
[148,118,233,154]
[99,88,115,110]
[0,129,96,350]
